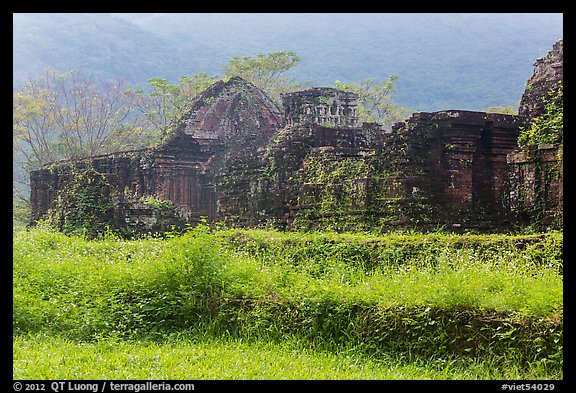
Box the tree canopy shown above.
[13,69,152,172]
[334,77,408,128]
[223,51,304,103]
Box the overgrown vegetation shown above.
[13,224,563,379]
[518,86,563,149]
[507,84,563,231]
[44,167,116,238]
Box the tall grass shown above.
[13,224,563,378]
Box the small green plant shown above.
[140,196,175,211]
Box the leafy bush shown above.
[518,87,563,149]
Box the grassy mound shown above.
[13,225,563,379]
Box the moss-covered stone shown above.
[44,167,117,237]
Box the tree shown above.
[126,72,219,137]
[127,51,307,136]
[334,76,408,129]
[13,68,151,174]
[223,50,307,103]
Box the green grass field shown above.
[13,333,561,380]
[13,224,563,379]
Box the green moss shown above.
[141,196,174,211]
[292,150,371,230]
[45,166,116,238]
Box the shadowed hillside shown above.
[14,13,563,112]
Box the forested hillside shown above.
[13,13,197,87]
[13,13,562,112]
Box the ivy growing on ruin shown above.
[45,167,117,238]
[518,86,563,149]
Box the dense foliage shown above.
[13,225,563,379]
[518,87,563,149]
[223,50,304,104]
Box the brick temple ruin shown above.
[29,40,563,235]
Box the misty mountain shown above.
[13,13,201,87]
[13,13,563,112]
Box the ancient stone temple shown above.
[30,77,285,234]
[507,39,563,228]
[362,110,524,231]
[29,40,563,236]
[281,87,359,127]
[518,39,563,121]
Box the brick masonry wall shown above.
[29,40,563,234]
